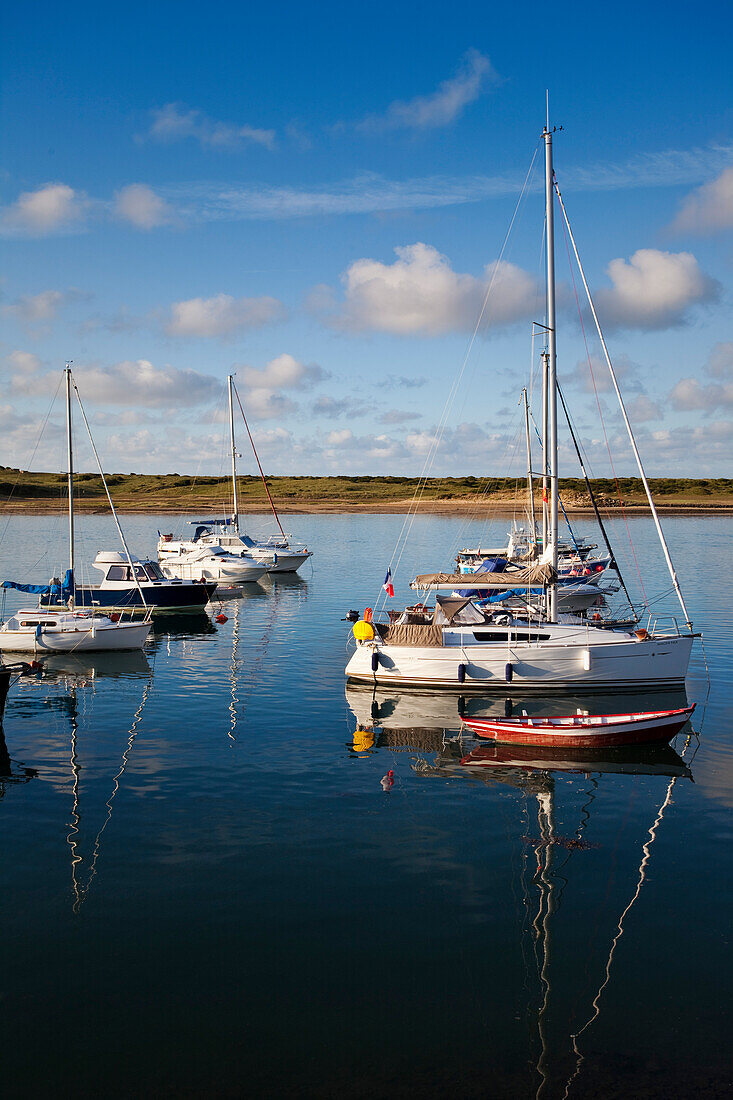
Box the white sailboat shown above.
[159,375,311,575]
[345,122,696,691]
[0,366,151,653]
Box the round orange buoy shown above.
[215,613,228,623]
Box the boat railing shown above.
[646,615,681,637]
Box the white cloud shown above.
[12,359,220,408]
[380,409,422,424]
[147,103,275,150]
[312,395,369,419]
[330,242,537,335]
[669,377,733,412]
[670,167,733,235]
[359,50,497,131]
[237,353,327,421]
[115,184,173,229]
[566,354,642,394]
[1,183,88,235]
[170,143,733,224]
[3,350,42,375]
[166,293,285,337]
[628,394,661,422]
[707,342,733,379]
[1,288,85,327]
[595,249,719,330]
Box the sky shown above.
[1,0,732,480]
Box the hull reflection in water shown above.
[347,680,698,1096]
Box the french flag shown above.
[383,568,394,598]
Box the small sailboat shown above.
[461,704,695,748]
[0,365,151,653]
[345,120,696,692]
[158,375,312,577]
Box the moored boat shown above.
[461,704,695,747]
[40,551,216,613]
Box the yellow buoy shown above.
[353,620,375,641]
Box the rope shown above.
[374,142,541,614]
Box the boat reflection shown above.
[346,682,697,1095]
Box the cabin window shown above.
[134,565,147,580]
[106,566,127,581]
[144,562,165,580]
[471,630,551,642]
[20,620,57,627]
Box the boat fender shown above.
[457,662,466,684]
[504,698,513,718]
[353,620,375,641]
[505,662,513,683]
[381,770,394,791]
[371,650,380,672]
[635,628,649,641]
[109,613,120,623]
[364,607,373,623]
[215,613,228,624]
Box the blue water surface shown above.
[0,511,730,1098]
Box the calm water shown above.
[1,512,730,1098]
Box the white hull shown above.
[0,620,151,653]
[160,559,265,584]
[253,550,311,574]
[345,629,692,691]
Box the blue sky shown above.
[1,0,732,478]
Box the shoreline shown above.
[1,498,731,517]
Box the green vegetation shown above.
[0,467,731,513]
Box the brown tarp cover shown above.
[414,562,555,587]
[383,623,444,647]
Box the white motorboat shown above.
[0,366,152,654]
[0,607,150,653]
[40,551,216,612]
[345,121,696,692]
[157,539,267,585]
[174,522,311,575]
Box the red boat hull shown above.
[462,705,694,748]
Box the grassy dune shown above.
[1,469,731,514]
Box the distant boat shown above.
[158,375,311,577]
[0,365,152,654]
[40,551,216,613]
[157,535,267,586]
[461,704,695,748]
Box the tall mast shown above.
[522,388,537,543]
[541,350,549,551]
[543,124,559,622]
[65,362,75,609]
[227,374,240,534]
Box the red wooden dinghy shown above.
[461,705,695,748]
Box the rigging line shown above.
[556,200,650,614]
[556,383,636,611]
[76,672,153,907]
[562,776,678,1100]
[555,181,692,626]
[232,380,286,539]
[72,379,148,611]
[0,372,65,551]
[376,143,541,614]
